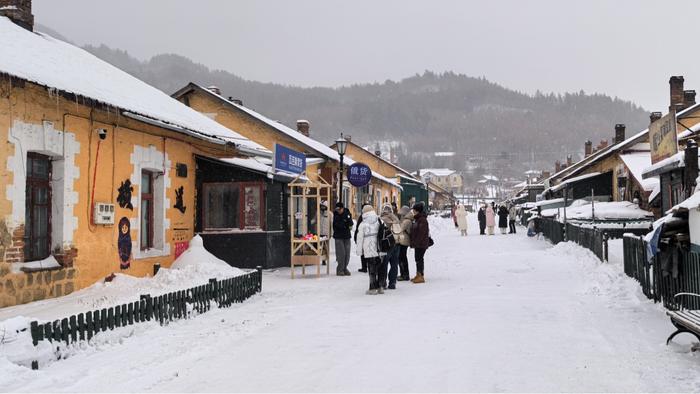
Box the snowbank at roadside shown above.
[0,235,245,322]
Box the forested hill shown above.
[77,41,648,171]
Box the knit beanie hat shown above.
[382,204,393,214]
[412,201,425,213]
[362,205,374,214]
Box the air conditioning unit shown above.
[93,203,115,225]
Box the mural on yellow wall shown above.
[117,217,132,270]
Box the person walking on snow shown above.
[332,202,353,276]
[477,204,486,235]
[497,204,509,235]
[396,205,413,281]
[410,202,430,284]
[379,204,401,289]
[356,205,384,295]
[508,204,517,234]
[456,204,468,236]
[485,203,496,235]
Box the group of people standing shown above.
[332,201,431,295]
[476,202,517,235]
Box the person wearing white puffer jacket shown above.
[356,205,384,295]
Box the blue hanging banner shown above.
[347,162,372,187]
[273,144,306,174]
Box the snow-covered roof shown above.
[0,17,267,154]
[649,182,661,203]
[564,201,654,221]
[619,152,659,192]
[641,151,685,178]
[419,168,456,177]
[482,174,499,181]
[180,83,402,190]
[551,172,601,192]
[434,152,455,157]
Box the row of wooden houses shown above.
[0,2,428,307]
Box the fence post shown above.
[256,266,263,292]
[603,232,608,262]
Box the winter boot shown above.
[411,274,425,284]
[377,287,385,294]
[366,289,379,295]
[344,269,351,276]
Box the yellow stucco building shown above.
[0,13,265,307]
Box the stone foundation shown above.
[0,263,76,307]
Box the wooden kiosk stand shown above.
[289,173,332,278]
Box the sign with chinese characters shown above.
[347,162,372,187]
[650,111,678,164]
[274,144,306,174]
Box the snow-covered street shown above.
[1,215,700,392]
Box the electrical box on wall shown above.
[93,203,115,225]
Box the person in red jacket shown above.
[410,202,430,284]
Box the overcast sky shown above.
[32,0,700,111]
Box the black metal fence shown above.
[28,268,262,369]
[622,236,700,311]
[566,223,608,262]
[540,218,565,244]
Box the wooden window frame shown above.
[141,170,154,250]
[25,152,52,261]
[201,181,266,231]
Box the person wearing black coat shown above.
[410,202,430,284]
[477,205,486,235]
[497,204,509,234]
[333,202,354,276]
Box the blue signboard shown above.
[274,144,306,174]
[347,162,372,187]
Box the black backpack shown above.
[377,221,396,253]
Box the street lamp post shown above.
[335,134,348,206]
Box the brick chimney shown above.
[566,155,573,167]
[296,120,310,137]
[584,140,592,157]
[670,76,685,112]
[0,0,33,31]
[614,124,625,144]
[597,139,609,150]
[555,161,561,173]
[542,171,551,179]
[650,111,662,125]
[684,90,697,108]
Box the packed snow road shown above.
[1,215,700,392]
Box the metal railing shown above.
[566,223,608,262]
[622,236,700,310]
[28,268,262,369]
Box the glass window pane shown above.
[243,186,261,229]
[204,183,239,229]
[141,200,150,246]
[141,172,151,194]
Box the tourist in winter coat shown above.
[379,204,401,289]
[410,202,430,284]
[485,203,496,235]
[497,204,509,234]
[477,205,486,235]
[397,206,413,281]
[333,202,353,276]
[354,206,369,273]
[456,204,468,236]
[508,204,517,234]
[451,205,458,228]
[356,205,384,295]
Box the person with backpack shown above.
[397,205,413,281]
[410,202,430,284]
[333,202,353,276]
[356,205,384,295]
[379,203,400,289]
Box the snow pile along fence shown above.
[27,268,262,370]
[538,218,608,262]
[622,235,700,311]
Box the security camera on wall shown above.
[97,128,107,140]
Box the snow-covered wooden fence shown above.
[27,267,262,370]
